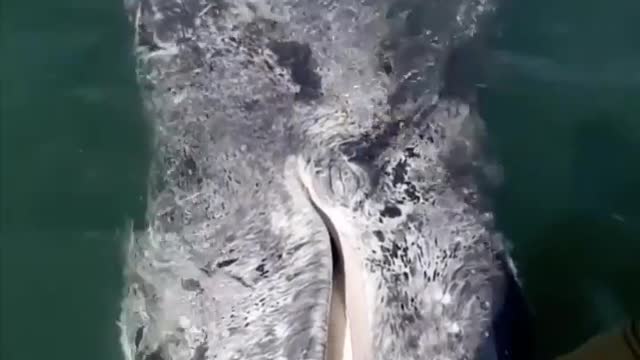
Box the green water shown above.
[1,1,638,360]
[481,1,640,357]
[1,2,150,360]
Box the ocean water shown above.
[1,2,150,360]
[481,1,640,357]
[1,1,638,360]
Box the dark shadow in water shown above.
[477,0,640,358]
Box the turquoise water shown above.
[1,1,638,360]
[482,1,640,357]
[2,2,149,360]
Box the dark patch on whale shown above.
[135,326,144,348]
[380,204,402,218]
[145,347,165,360]
[268,40,322,101]
[192,343,208,360]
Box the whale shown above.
[118,1,533,360]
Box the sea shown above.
[1,1,638,359]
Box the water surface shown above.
[1,1,639,359]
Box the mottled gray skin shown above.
[117,1,515,360]
[301,100,510,360]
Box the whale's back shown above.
[117,1,531,360]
